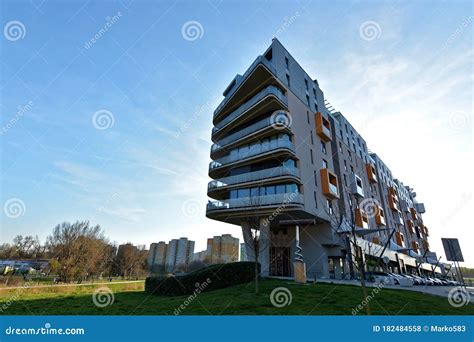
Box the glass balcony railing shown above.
[208,166,300,191]
[211,117,281,154]
[329,183,339,197]
[212,85,287,135]
[206,193,304,212]
[208,139,295,171]
[213,56,277,117]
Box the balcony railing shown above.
[209,139,295,171]
[212,117,277,154]
[206,193,304,212]
[213,56,277,118]
[208,166,300,191]
[212,85,287,134]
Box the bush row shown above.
[145,261,259,296]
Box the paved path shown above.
[0,280,144,291]
[314,278,474,303]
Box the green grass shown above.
[0,279,472,315]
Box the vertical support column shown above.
[241,222,255,262]
[259,218,270,277]
[293,225,307,283]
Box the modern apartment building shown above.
[148,241,167,272]
[205,234,240,264]
[148,238,194,272]
[206,38,440,280]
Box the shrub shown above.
[145,262,259,296]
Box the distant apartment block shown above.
[205,234,239,264]
[193,250,207,262]
[148,241,167,272]
[240,243,247,261]
[148,238,194,273]
[206,38,440,280]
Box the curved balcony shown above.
[208,139,295,173]
[210,116,289,158]
[212,85,287,138]
[208,166,300,194]
[206,193,304,212]
[213,56,277,119]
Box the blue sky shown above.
[1,1,472,265]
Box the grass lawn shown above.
[0,279,472,315]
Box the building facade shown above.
[148,241,167,272]
[149,238,195,273]
[206,38,439,280]
[205,234,239,264]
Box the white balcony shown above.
[209,139,295,171]
[208,166,300,191]
[206,193,304,212]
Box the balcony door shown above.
[270,247,291,277]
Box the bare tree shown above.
[241,194,269,294]
[46,221,111,283]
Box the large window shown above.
[229,183,300,199]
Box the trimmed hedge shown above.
[145,262,260,296]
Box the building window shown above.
[286,74,290,87]
[306,111,310,124]
[344,174,347,186]
[326,199,333,215]
[285,57,289,69]
[350,165,354,174]
[310,131,314,145]
[310,149,314,164]
[306,95,310,106]
[304,78,308,90]
[313,88,317,97]
[320,140,327,154]
[348,151,352,161]
[314,191,318,208]
[314,170,318,186]
[339,142,342,152]
[344,160,347,171]
[322,159,328,169]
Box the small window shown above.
[304,78,308,90]
[314,170,318,186]
[326,199,333,215]
[322,159,328,169]
[339,142,342,152]
[314,191,318,208]
[350,165,354,174]
[307,111,310,123]
[286,74,290,87]
[285,57,289,68]
[265,48,273,61]
[311,131,314,145]
[344,160,347,171]
[320,140,327,154]
[310,149,314,164]
[306,95,310,106]
[348,151,352,161]
[344,174,348,186]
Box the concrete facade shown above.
[206,38,440,280]
[205,234,239,264]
